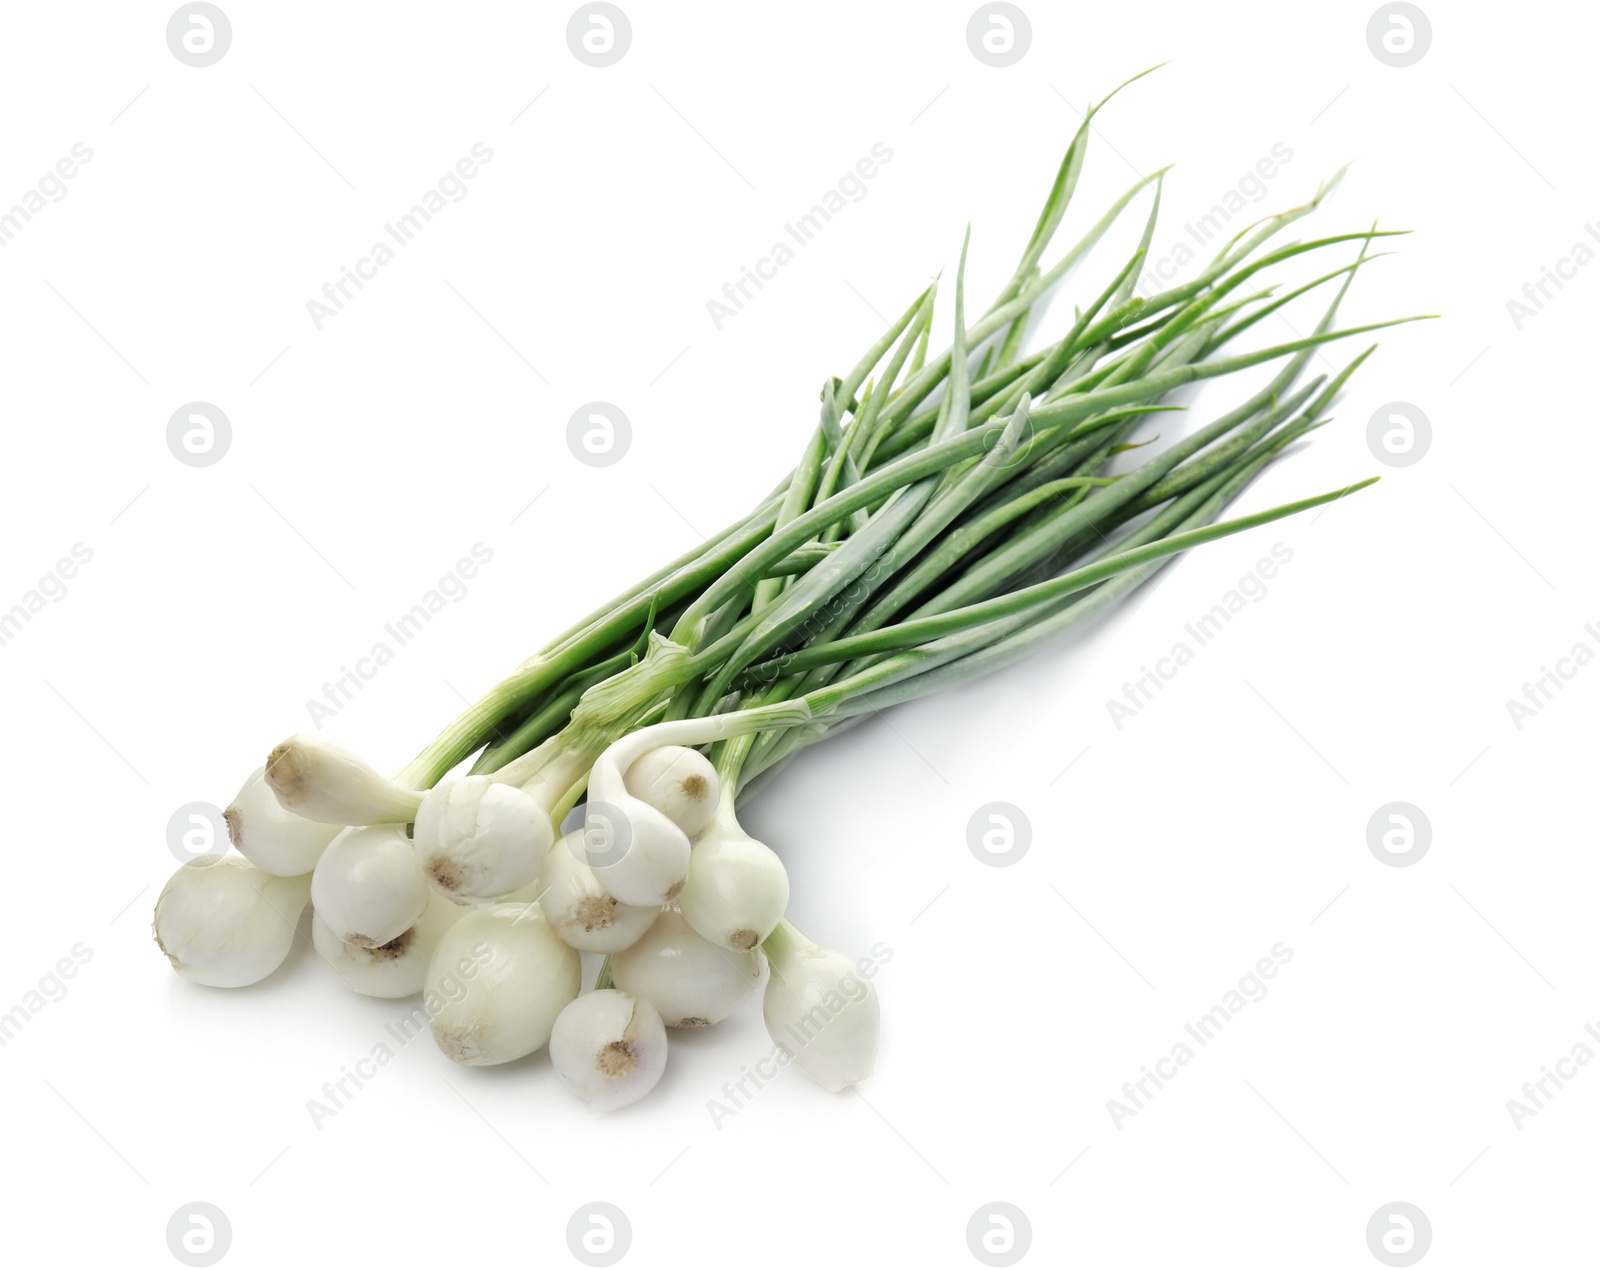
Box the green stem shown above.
[738,477,1377,680]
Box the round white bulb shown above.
[225,766,340,876]
[153,855,309,988]
[549,989,669,1113]
[623,745,720,836]
[424,902,580,1064]
[677,812,789,951]
[539,831,661,953]
[312,889,467,998]
[762,921,880,1092]
[310,824,428,948]
[413,776,551,901]
[612,907,761,1028]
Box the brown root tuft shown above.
[597,1040,636,1077]
[576,895,617,932]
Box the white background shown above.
[1,2,1593,1266]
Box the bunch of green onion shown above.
[153,73,1428,1111]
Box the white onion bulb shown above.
[549,989,668,1112]
[612,907,761,1028]
[425,902,580,1065]
[677,808,789,951]
[311,889,467,998]
[580,706,809,907]
[153,855,310,988]
[412,776,551,901]
[225,766,341,876]
[623,745,720,836]
[581,731,695,907]
[762,921,879,1092]
[581,793,689,908]
[538,831,661,953]
[265,733,422,825]
[310,824,428,948]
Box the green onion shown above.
[164,71,1431,1111]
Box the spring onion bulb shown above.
[412,775,550,901]
[549,988,669,1112]
[677,798,789,952]
[264,733,423,826]
[310,824,428,948]
[581,793,690,908]
[761,920,879,1092]
[582,705,809,906]
[425,901,581,1064]
[224,766,342,877]
[611,907,761,1028]
[153,856,310,988]
[311,889,467,998]
[623,745,720,836]
[538,831,661,953]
